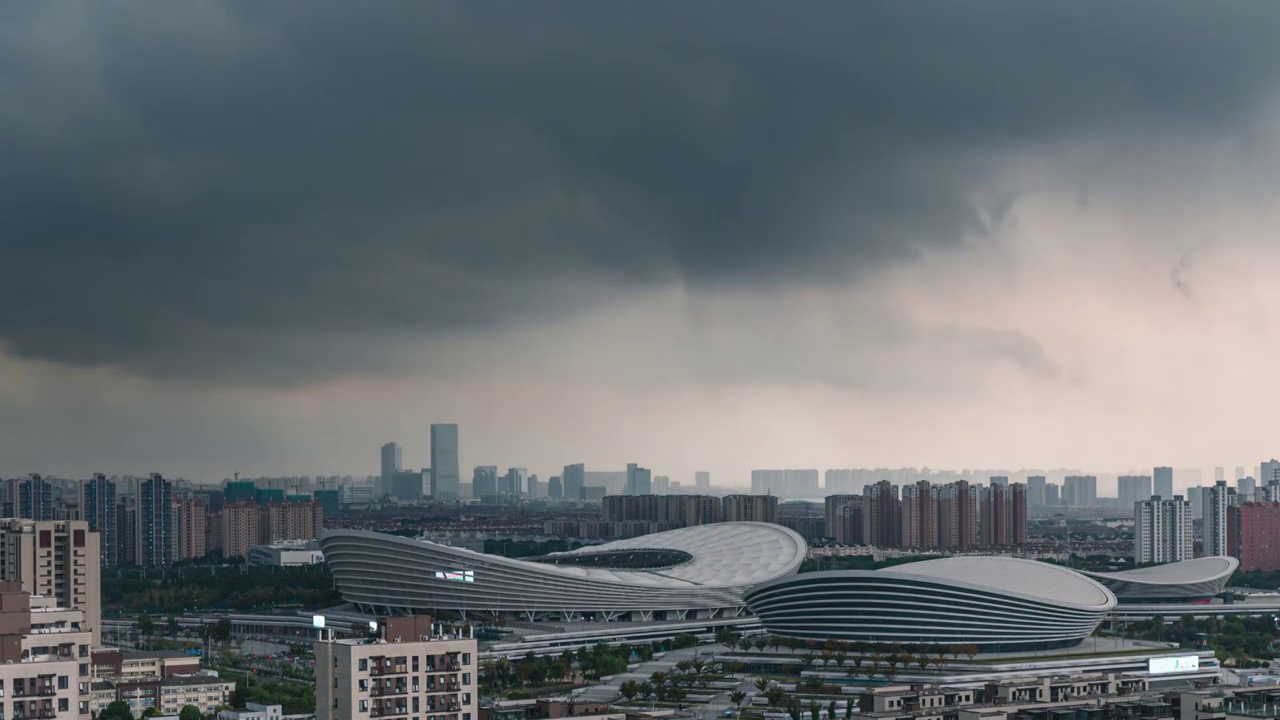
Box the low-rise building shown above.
[247,542,324,567]
[315,615,478,720]
[90,649,201,681]
[91,674,235,717]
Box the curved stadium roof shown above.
[320,522,807,620]
[745,556,1117,652]
[1081,557,1238,603]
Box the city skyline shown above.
[9,5,1280,479]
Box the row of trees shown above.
[618,656,733,708]
[105,564,341,614]
[134,615,234,649]
[1128,614,1276,665]
[97,701,207,720]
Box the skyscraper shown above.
[937,480,978,550]
[1153,466,1174,500]
[137,473,174,568]
[380,442,403,497]
[980,482,1027,547]
[1204,480,1233,558]
[1261,459,1280,490]
[429,424,460,501]
[501,467,528,496]
[1134,495,1192,564]
[81,473,117,568]
[625,463,652,496]
[563,463,585,500]
[1228,502,1280,572]
[1117,475,1153,511]
[695,471,711,492]
[1238,477,1257,503]
[547,476,562,499]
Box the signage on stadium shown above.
[435,569,475,583]
[1148,655,1199,674]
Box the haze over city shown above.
[7,3,1280,483]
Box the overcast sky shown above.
[5,2,1280,487]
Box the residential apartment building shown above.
[1228,502,1280,572]
[0,519,100,645]
[979,482,1027,547]
[175,498,207,562]
[936,480,978,550]
[721,495,777,523]
[316,616,477,720]
[750,469,819,499]
[1134,495,1193,564]
[136,474,174,568]
[0,581,94,720]
[80,475,116,569]
[900,481,937,549]
[862,481,901,548]
[823,495,864,546]
[207,500,323,560]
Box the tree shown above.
[141,709,161,719]
[755,636,769,653]
[800,652,816,669]
[99,701,134,720]
[803,676,824,694]
[167,615,181,638]
[214,618,233,646]
[669,685,688,710]
[137,614,155,642]
[729,690,747,718]
[963,645,979,661]
[827,699,837,720]
[179,707,202,720]
[834,650,847,668]
[808,700,822,720]
[619,680,640,703]
[755,677,772,693]
[764,687,787,708]
[638,682,653,703]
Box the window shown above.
[57,678,67,690]
[359,701,368,713]
[358,659,368,672]
[461,653,471,665]
[413,698,419,712]
[412,657,419,672]
[79,703,88,714]
[358,680,368,692]
[58,700,67,713]
[462,673,470,685]
[79,664,88,676]
[78,684,85,694]
[462,694,470,704]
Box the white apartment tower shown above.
[316,616,477,720]
[1134,495,1192,564]
[1203,480,1233,558]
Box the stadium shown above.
[1081,556,1239,604]
[744,557,1118,651]
[319,522,807,622]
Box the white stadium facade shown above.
[319,522,807,622]
[744,557,1118,652]
[1081,556,1239,604]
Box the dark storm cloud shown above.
[3,1,1280,381]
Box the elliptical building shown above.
[320,522,806,622]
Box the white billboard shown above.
[1148,655,1200,674]
[312,615,326,629]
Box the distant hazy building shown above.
[1044,482,1060,506]
[1134,495,1192,564]
[751,469,819,498]
[500,467,528,496]
[389,470,427,502]
[471,466,498,497]
[1153,466,1174,500]
[563,464,585,499]
[625,463,652,496]
[1261,459,1280,490]
[1063,476,1098,508]
[547,475,562,499]
[824,470,859,494]
[1238,476,1257,503]
[1204,480,1233,557]
[176,497,207,561]
[695,471,711,492]
[653,476,671,494]
[81,473,117,568]
[988,475,1009,488]
[1117,475,1153,512]
[1025,476,1046,507]
[380,442,402,497]
[824,495,864,546]
[1187,486,1205,520]
[429,424,460,501]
